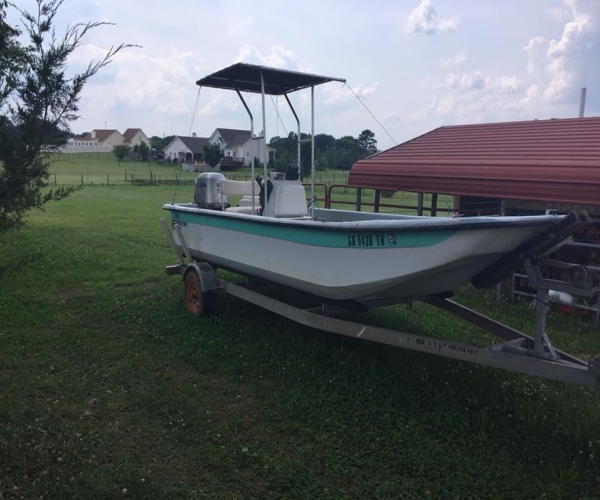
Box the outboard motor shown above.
[194,172,229,209]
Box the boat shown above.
[160,63,599,394]
[162,63,576,302]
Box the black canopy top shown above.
[196,63,346,95]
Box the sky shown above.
[9,0,600,150]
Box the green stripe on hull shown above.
[170,211,454,249]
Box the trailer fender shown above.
[183,262,221,293]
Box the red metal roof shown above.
[348,117,600,207]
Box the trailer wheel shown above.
[184,271,206,316]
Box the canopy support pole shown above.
[283,92,301,179]
[310,85,315,217]
[261,71,268,215]
[234,86,255,214]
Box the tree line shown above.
[147,131,378,175]
[269,129,377,177]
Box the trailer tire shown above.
[184,270,207,316]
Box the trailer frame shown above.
[160,217,600,394]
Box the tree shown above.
[112,144,131,165]
[357,129,377,155]
[150,134,174,151]
[0,1,132,233]
[314,133,335,151]
[138,140,149,162]
[203,143,224,167]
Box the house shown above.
[123,128,150,149]
[163,134,210,163]
[67,129,125,149]
[208,128,275,167]
[63,128,149,153]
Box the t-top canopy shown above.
[196,63,346,95]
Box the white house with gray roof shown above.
[164,134,210,163]
[209,128,275,166]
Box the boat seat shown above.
[237,195,260,207]
[221,180,261,215]
[220,179,260,197]
[267,182,308,218]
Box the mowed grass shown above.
[1,185,600,499]
[50,154,450,215]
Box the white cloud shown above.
[413,0,600,125]
[524,0,600,104]
[227,16,253,37]
[74,44,211,135]
[405,0,459,35]
[444,71,487,90]
[234,45,297,69]
[323,82,380,105]
[498,76,524,93]
[547,6,568,20]
[442,52,467,68]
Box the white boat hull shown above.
[164,205,560,301]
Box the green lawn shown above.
[50,154,450,215]
[1,184,599,499]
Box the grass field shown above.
[50,153,352,187]
[49,153,450,215]
[1,180,600,498]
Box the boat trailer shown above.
[160,217,600,395]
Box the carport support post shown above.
[430,193,438,217]
[417,193,424,216]
[374,189,381,213]
[355,188,362,211]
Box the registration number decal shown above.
[347,233,394,247]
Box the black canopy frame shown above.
[196,63,346,215]
[196,63,346,95]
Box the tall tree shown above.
[357,129,377,155]
[0,0,133,233]
[150,134,174,151]
[314,133,335,151]
[138,140,149,162]
[203,143,224,167]
[112,144,131,165]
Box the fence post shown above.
[417,193,424,216]
[54,173,57,185]
[107,173,109,186]
[81,173,83,185]
[124,169,127,181]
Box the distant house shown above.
[208,128,275,167]
[123,128,150,149]
[163,134,210,164]
[63,128,149,153]
[67,129,125,149]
